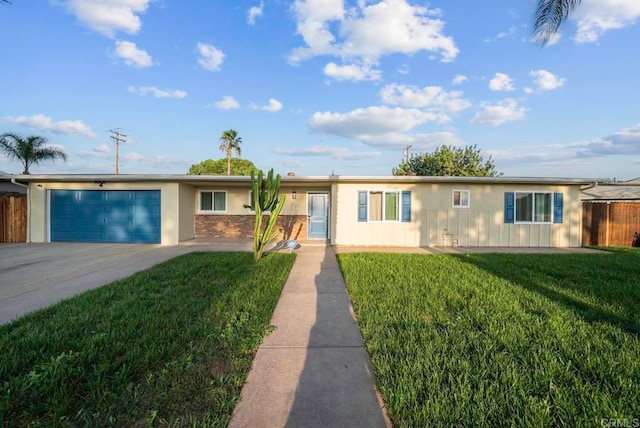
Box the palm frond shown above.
[533,0,581,46]
[0,133,66,174]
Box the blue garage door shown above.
[50,190,161,243]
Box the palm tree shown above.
[534,0,581,45]
[0,133,67,174]
[219,129,242,175]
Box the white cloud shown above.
[487,123,640,169]
[310,106,442,138]
[323,62,381,81]
[452,74,468,85]
[197,43,225,71]
[4,114,96,138]
[60,0,152,38]
[576,124,640,157]
[94,144,110,153]
[121,152,144,161]
[546,32,562,46]
[571,0,640,43]
[214,96,240,110]
[290,0,344,61]
[397,64,410,75]
[114,40,153,68]
[471,98,526,126]
[128,86,187,99]
[380,83,471,113]
[489,73,515,91]
[530,70,566,91]
[273,145,380,160]
[290,0,458,66]
[358,131,465,149]
[281,159,304,168]
[484,26,516,42]
[252,98,283,112]
[248,1,264,25]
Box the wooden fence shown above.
[582,201,640,247]
[0,196,27,243]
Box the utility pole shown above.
[109,129,127,175]
[404,145,413,163]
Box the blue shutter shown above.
[504,192,515,223]
[401,191,411,222]
[554,192,564,223]
[358,191,367,222]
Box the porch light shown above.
[292,191,297,199]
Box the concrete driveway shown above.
[0,243,203,325]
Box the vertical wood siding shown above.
[0,196,27,243]
[582,202,640,247]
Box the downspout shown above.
[11,178,30,243]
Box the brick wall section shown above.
[195,214,309,240]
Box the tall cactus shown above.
[247,169,286,260]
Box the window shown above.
[515,192,552,223]
[246,190,272,213]
[199,190,226,212]
[368,191,399,222]
[358,190,411,222]
[453,190,470,208]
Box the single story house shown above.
[9,174,593,247]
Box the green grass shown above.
[0,252,295,426]
[338,251,640,427]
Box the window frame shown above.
[514,191,553,224]
[452,189,470,208]
[246,190,273,214]
[197,190,227,214]
[367,190,400,223]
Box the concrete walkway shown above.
[229,244,390,428]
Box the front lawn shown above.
[338,250,640,427]
[0,252,295,426]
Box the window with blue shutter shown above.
[401,191,411,222]
[553,192,564,223]
[358,191,367,222]
[504,192,515,223]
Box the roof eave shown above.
[10,174,596,186]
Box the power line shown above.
[109,129,127,175]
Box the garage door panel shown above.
[51,190,161,243]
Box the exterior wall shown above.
[192,185,308,215]
[333,183,582,247]
[28,181,181,245]
[195,214,308,240]
[193,186,326,240]
[178,184,195,241]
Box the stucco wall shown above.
[191,186,311,216]
[192,186,328,240]
[28,181,181,245]
[178,184,195,241]
[333,182,582,247]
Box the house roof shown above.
[3,174,596,186]
[582,184,640,201]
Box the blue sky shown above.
[1,0,638,179]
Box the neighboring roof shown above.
[8,174,596,186]
[582,184,640,201]
[0,175,28,194]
